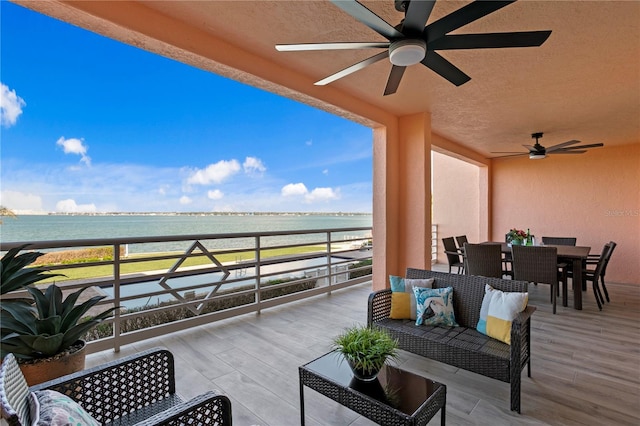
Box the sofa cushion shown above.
[413,286,458,327]
[477,284,528,345]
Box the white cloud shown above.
[207,189,224,200]
[305,140,313,146]
[305,187,340,203]
[322,169,329,175]
[187,160,240,185]
[0,83,26,128]
[179,196,192,205]
[243,157,266,175]
[0,190,45,214]
[280,183,340,204]
[281,183,308,197]
[55,199,97,213]
[56,136,91,166]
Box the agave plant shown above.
[1,285,117,360]
[1,245,117,360]
[1,244,63,295]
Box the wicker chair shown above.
[582,242,614,310]
[599,241,617,302]
[0,348,232,426]
[455,235,469,250]
[463,242,503,278]
[512,245,559,314]
[541,236,577,246]
[442,236,464,274]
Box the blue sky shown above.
[0,2,373,214]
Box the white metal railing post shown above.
[326,231,332,293]
[255,236,261,313]
[113,243,121,352]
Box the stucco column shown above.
[372,113,432,290]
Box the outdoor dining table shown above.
[495,242,591,310]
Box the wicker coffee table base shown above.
[299,362,446,426]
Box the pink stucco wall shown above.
[492,143,640,284]
[432,152,481,264]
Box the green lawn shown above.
[47,245,329,281]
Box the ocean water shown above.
[0,214,372,253]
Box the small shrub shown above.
[349,259,372,279]
[87,276,316,340]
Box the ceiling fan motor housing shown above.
[389,39,427,66]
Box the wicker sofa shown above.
[0,348,232,426]
[367,268,535,413]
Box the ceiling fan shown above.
[492,132,605,159]
[275,0,552,95]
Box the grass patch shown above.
[37,245,329,282]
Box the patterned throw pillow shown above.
[29,389,100,426]
[413,286,458,327]
[389,275,434,320]
[476,284,528,345]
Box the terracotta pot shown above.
[18,341,87,386]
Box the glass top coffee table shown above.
[299,351,446,426]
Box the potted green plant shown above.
[332,325,399,381]
[1,245,117,385]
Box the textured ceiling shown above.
[17,0,640,158]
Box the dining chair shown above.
[511,245,559,314]
[442,237,464,274]
[541,236,577,246]
[463,242,503,278]
[599,241,617,302]
[455,235,469,250]
[582,242,614,309]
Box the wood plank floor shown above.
[87,266,640,425]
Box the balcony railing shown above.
[1,227,373,354]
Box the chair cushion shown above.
[413,286,458,327]
[29,389,100,426]
[388,275,434,320]
[476,284,528,345]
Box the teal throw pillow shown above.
[413,286,458,327]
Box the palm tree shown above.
[0,206,17,224]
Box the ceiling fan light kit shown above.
[389,39,426,66]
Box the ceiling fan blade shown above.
[276,42,389,51]
[315,51,389,86]
[384,65,406,96]
[557,143,604,151]
[430,31,552,50]
[522,144,538,152]
[545,139,580,152]
[425,1,515,43]
[330,0,403,40]
[491,151,527,154]
[552,150,587,154]
[402,0,436,36]
[421,51,471,86]
[492,153,528,158]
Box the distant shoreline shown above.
[38,212,372,217]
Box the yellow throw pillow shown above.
[390,292,412,319]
